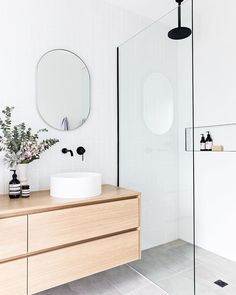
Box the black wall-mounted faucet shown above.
[77,146,86,161]
[61,148,74,157]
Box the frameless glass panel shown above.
[118,1,194,295]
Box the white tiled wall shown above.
[0,0,150,193]
[194,0,236,262]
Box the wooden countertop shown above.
[0,185,140,219]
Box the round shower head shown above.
[168,0,192,40]
[168,26,192,40]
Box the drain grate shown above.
[214,280,228,288]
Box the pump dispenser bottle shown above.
[9,170,21,199]
[200,134,206,151]
[205,131,213,151]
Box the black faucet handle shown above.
[62,148,74,157]
[77,146,86,161]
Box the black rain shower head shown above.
[168,0,192,40]
[168,26,192,40]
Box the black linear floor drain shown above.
[214,280,228,288]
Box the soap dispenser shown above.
[205,131,213,151]
[9,170,21,199]
[200,134,206,151]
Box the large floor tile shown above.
[101,265,150,294]
[130,253,176,282]
[69,271,122,295]
[36,284,77,295]
[126,284,168,295]
[223,283,236,295]
[156,270,195,295]
[130,239,195,283]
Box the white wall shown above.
[0,0,150,193]
[103,0,175,21]
[194,0,236,262]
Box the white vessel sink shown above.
[50,172,102,199]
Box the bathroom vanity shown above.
[0,185,140,295]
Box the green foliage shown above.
[0,106,59,167]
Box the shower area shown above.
[118,0,195,294]
[118,0,236,294]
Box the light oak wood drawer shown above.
[28,198,139,252]
[0,216,27,260]
[0,259,27,295]
[28,230,140,294]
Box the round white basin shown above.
[50,172,102,199]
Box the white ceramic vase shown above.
[16,163,29,185]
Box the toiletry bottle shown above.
[205,131,213,151]
[9,170,21,199]
[200,134,206,151]
[21,185,30,198]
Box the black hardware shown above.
[168,0,192,40]
[77,146,86,161]
[214,280,228,288]
[61,148,74,157]
[117,47,120,187]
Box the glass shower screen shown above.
[118,1,194,295]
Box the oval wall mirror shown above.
[143,73,174,135]
[36,49,90,131]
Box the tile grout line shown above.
[126,264,169,295]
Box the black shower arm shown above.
[176,0,183,27]
[178,3,181,27]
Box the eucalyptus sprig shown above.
[0,106,59,167]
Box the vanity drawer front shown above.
[28,198,139,252]
[0,216,27,260]
[28,230,140,294]
[0,259,27,295]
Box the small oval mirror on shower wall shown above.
[36,49,90,131]
[143,73,174,135]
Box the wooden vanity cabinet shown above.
[0,259,27,295]
[28,198,139,252]
[0,185,140,295]
[0,216,27,261]
[28,231,139,294]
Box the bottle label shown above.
[206,142,213,150]
[22,189,30,197]
[9,184,21,189]
[9,184,21,195]
[200,143,206,150]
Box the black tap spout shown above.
[62,148,74,157]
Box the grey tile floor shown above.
[37,240,236,295]
[131,239,236,295]
[36,265,167,295]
